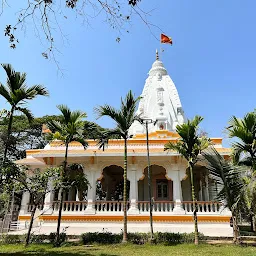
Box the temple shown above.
[15,51,231,230]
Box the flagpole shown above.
[159,34,162,60]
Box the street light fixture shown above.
[139,118,157,241]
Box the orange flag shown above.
[161,33,173,45]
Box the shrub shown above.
[30,234,48,243]
[1,234,24,244]
[154,232,205,245]
[127,233,149,244]
[49,232,67,245]
[80,232,204,245]
[81,232,122,245]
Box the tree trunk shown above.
[232,214,240,244]
[253,215,256,233]
[189,163,199,245]
[1,107,15,234]
[0,195,10,233]
[4,106,14,161]
[55,143,69,247]
[122,138,128,243]
[25,205,36,247]
[250,214,254,232]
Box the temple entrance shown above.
[96,165,130,201]
[138,165,173,202]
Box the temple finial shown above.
[156,49,159,60]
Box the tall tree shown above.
[95,90,140,242]
[12,167,61,246]
[227,111,256,231]
[202,148,244,243]
[164,116,210,245]
[227,111,256,169]
[0,64,49,161]
[47,105,87,246]
[0,115,63,160]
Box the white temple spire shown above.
[129,51,185,136]
[156,49,159,60]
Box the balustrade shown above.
[138,201,175,213]
[182,201,222,213]
[25,201,223,215]
[52,201,87,212]
[95,201,129,212]
[27,204,44,212]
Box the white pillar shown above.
[128,165,139,215]
[76,189,80,201]
[166,167,186,214]
[204,175,210,201]
[42,177,55,214]
[19,191,30,215]
[199,178,203,201]
[84,168,98,215]
[68,189,73,201]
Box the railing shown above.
[24,201,223,214]
[52,201,87,212]
[138,201,175,213]
[95,201,129,212]
[183,201,222,213]
[13,205,20,212]
[27,204,44,212]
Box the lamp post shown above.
[139,118,157,241]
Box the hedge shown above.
[80,232,205,245]
[0,232,204,245]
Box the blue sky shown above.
[0,1,255,147]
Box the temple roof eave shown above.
[25,148,231,158]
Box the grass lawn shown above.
[0,244,256,256]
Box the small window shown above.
[156,180,168,200]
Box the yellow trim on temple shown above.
[19,215,230,223]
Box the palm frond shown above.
[1,64,20,92]
[73,136,88,149]
[202,147,245,210]
[15,107,34,123]
[164,115,206,164]
[57,105,71,125]
[0,83,12,103]
[97,128,122,151]
[70,110,87,124]
[25,85,49,97]
[47,120,64,134]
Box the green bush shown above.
[154,232,205,245]
[30,234,48,243]
[49,232,67,245]
[127,233,149,244]
[81,232,122,244]
[1,234,24,244]
[80,232,204,245]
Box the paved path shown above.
[10,222,233,237]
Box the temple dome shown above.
[148,60,167,76]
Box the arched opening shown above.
[181,165,216,202]
[53,164,88,202]
[96,165,130,201]
[138,165,173,202]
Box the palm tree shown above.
[164,116,210,245]
[47,105,87,246]
[95,90,140,242]
[227,112,256,231]
[202,147,244,243]
[0,64,49,161]
[227,112,256,169]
